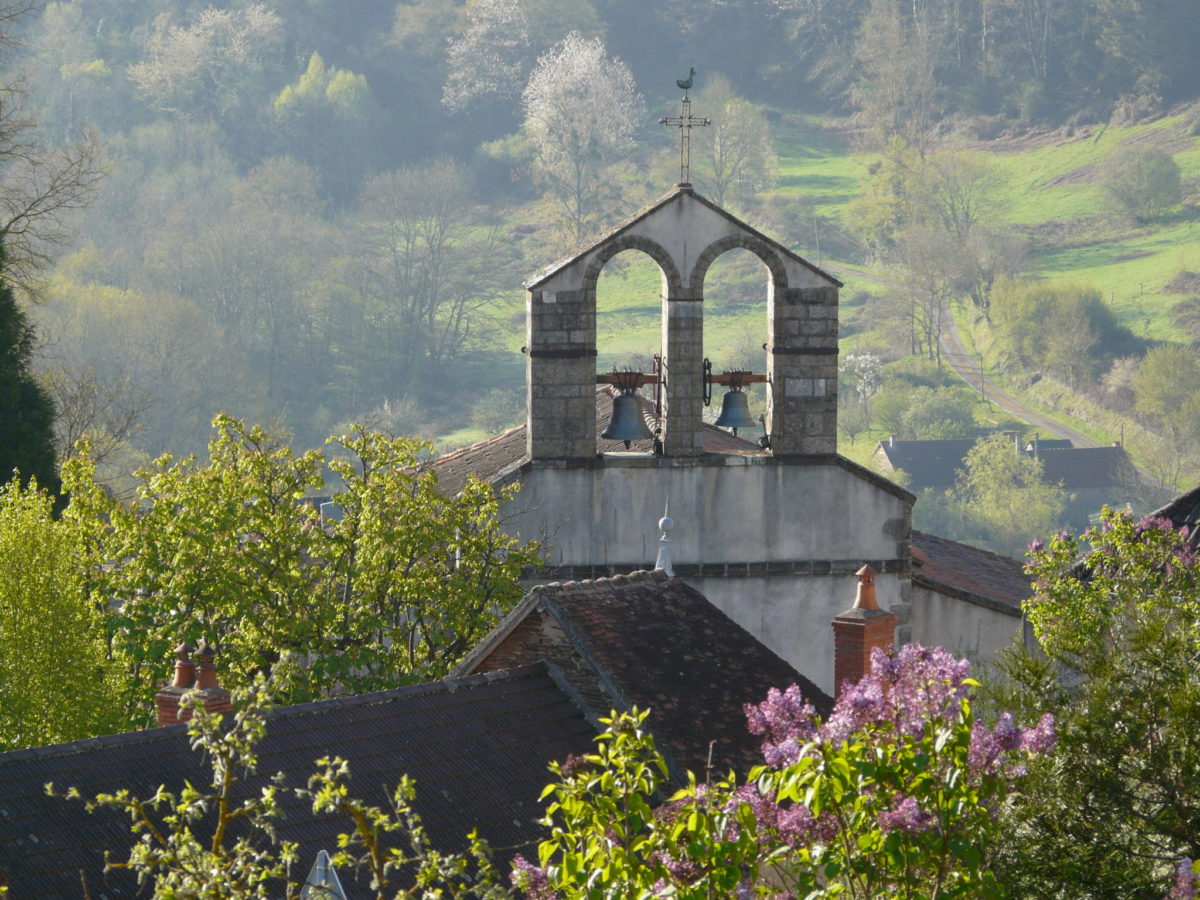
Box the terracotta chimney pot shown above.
[171,642,195,688]
[194,640,219,690]
[852,563,878,610]
[832,563,897,700]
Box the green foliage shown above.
[1100,143,1182,220]
[949,433,1068,557]
[0,477,129,750]
[899,385,978,439]
[61,414,540,720]
[0,259,58,491]
[994,509,1200,898]
[990,279,1127,384]
[1134,343,1200,441]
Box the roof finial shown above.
[654,498,674,577]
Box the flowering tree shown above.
[517,644,1052,898]
[993,509,1200,899]
[521,33,643,246]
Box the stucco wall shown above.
[499,454,912,696]
[908,581,1031,670]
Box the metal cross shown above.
[659,89,709,186]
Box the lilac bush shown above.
[516,645,1052,899]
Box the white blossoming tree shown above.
[520,32,644,246]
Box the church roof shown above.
[524,184,842,290]
[0,664,594,899]
[430,386,762,496]
[910,530,1031,613]
[457,570,832,777]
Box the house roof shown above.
[1037,445,1133,489]
[875,439,978,489]
[0,664,594,899]
[910,530,1031,613]
[878,438,1133,492]
[524,184,842,290]
[1147,483,1200,546]
[457,570,832,777]
[430,387,763,496]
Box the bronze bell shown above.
[602,394,654,449]
[713,388,757,434]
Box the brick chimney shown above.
[831,564,897,699]
[155,640,232,726]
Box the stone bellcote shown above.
[523,185,841,460]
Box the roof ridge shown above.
[0,663,553,764]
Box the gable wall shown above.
[501,456,911,696]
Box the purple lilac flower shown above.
[745,684,818,766]
[1169,858,1196,900]
[1021,714,1056,753]
[1029,537,1044,552]
[652,851,700,885]
[877,796,936,834]
[511,854,558,900]
[994,712,1021,750]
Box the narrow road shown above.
[826,262,1100,448]
[937,314,1101,448]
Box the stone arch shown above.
[687,234,789,299]
[583,234,684,300]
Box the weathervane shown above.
[659,67,709,186]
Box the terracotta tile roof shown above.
[0,664,593,899]
[911,530,1031,611]
[460,570,831,777]
[431,387,764,496]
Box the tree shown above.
[61,415,541,721]
[442,0,530,115]
[1134,343,1200,444]
[0,476,129,750]
[520,646,1052,898]
[850,0,941,157]
[992,509,1200,899]
[951,432,1067,558]
[354,159,516,393]
[1100,144,1182,221]
[0,243,57,489]
[128,4,284,130]
[692,74,778,208]
[898,385,977,439]
[521,32,644,246]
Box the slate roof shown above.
[0,664,594,899]
[1037,445,1134,489]
[431,387,763,496]
[875,439,978,490]
[878,438,1133,492]
[910,530,1031,612]
[458,570,832,777]
[1147,483,1200,545]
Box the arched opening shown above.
[594,249,668,374]
[591,247,675,452]
[696,246,777,438]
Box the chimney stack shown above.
[831,565,897,699]
[155,640,232,727]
